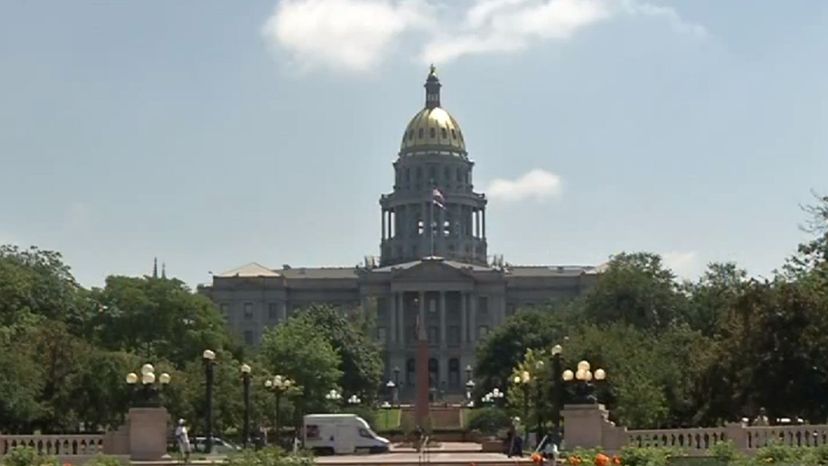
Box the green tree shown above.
[294,305,382,401]
[683,262,747,337]
[475,308,569,394]
[260,317,342,425]
[582,252,686,330]
[93,275,231,367]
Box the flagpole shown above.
[429,194,434,257]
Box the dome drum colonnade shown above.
[380,66,488,267]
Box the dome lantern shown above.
[425,64,441,109]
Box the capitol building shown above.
[199,68,601,399]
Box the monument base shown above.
[128,407,169,461]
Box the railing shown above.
[627,428,729,453]
[0,435,104,457]
[745,426,828,450]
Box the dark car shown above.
[191,437,241,454]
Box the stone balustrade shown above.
[0,434,104,457]
[627,427,729,453]
[562,404,828,455]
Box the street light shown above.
[202,349,216,454]
[125,363,170,406]
[482,387,504,407]
[241,363,252,449]
[386,380,397,406]
[513,371,531,446]
[465,379,476,407]
[550,344,564,438]
[562,359,606,404]
[347,394,362,406]
[266,375,295,448]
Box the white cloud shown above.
[662,250,702,279]
[487,169,562,202]
[422,0,610,63]
[262,0,707,71]
[261,0,429,72]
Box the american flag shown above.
[432,188,445,209]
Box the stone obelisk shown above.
[415,313,430,428]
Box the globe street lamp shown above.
[265,375,294,447]
[386,380,397,406]
[325,388,343,406]
[202,349,216,454]
[513,371,531,446]
[549,344,564,437]
[125,363,171,407]
[465,379,476,407]
[562,360,606,404]
[482,387,504,407]
[240,363,252,449]
[347,394,362,406]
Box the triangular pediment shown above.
[389,257,485,282]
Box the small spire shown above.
[424,65,441,109]
[152,257,158,279]
[161,262,167,280]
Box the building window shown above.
[478,325,489,339]
[220,303,229,316]
[405,168,410,182]
[244,330,254,345]
[429,166,436,180]
[377,327,387,343]
[243,303,254,320]
[441,128,447,138]
[429,127,436,138]
[416,167,422,180]
[448,326,460,346]
[478,296,489,319]
[428,326,438,344]
[451,129,457,139]
[406,358,416,387]
[418,128,424,138]
[429,299,437,313]
[449,358,460,388]
[268,303,279,320]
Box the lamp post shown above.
[513,371,531,446]
[241,364,252,449]
[386,380,397,406]
[347,394,362,406]
[266,375,294,448]
[562,360,606,404]
[534,359,544,443]
[393,367,400,396]
[550,344,563,437]
[465,379,476,407]
[202,349,216,454]
[326,388,343,406]
[125,363,171,407]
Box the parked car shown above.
[191,436,241,454]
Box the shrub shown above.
[223,447,315,466]
[619,446,683,466]
[710,440,744,465]
[467,407,511,436]
[752,444,810,465]
[84,455,124,466]
[2,447,59,466]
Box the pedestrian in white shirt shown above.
[175,419,191,463]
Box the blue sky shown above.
[1,1,825,288]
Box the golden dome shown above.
[400,107,466,154]
[400,66,466,155]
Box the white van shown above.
[303,414,390,455]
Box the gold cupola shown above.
[400,65,466,155]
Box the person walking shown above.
[175,418,191,463]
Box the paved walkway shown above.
[316,451,532,465]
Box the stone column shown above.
[482,209,486,239]
[460,292,467,345]
[382,209,386,240]
[398,293,405,347]
[439,291,447,349]
[469,294,477,344]
[390,293,397,345]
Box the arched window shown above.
[441,128,447,138]
[428,358,439,388]
[429,128,436,138]
[418,128,424,138]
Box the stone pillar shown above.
[460,292,467,345]
[418,291,426,334]
[482,209,486,239]
[439,291,447,349]
[560,404,627,451]
[398,293,406,347]
[128,407,169,461]
[382,209,386,240]
[390,293,397,345]
[469,294,477,344]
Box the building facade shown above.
[198,68,601,399]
